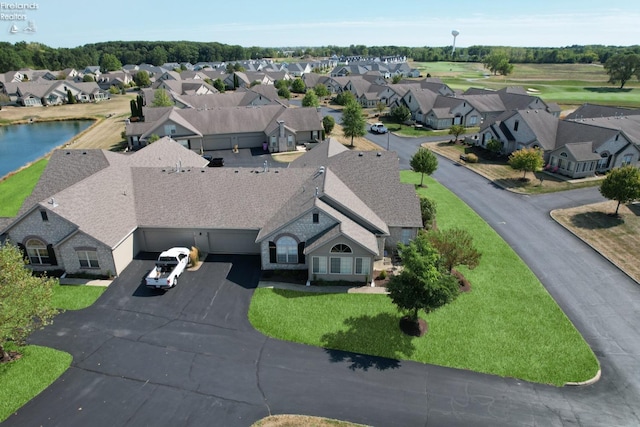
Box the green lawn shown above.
[411,62,640,108]
[0,282,106,422]
[0,158,48,217]
[249,171,599,386]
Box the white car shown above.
[370,123,388,134]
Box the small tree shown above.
[322,115,335,136]
[599,165,640,216]
[335,91,355,106]
[151,88,173,107]
[100,53,122,72]
[82,74,94,82]
[387,232,459,326]
[420,197,437,229]
[0,243,57,362]
[134,70,151,88]
[390,105,411,123]
[314,83,329,98]
[66,89,76,104]
[391,74,403,84]
[375,101,387,116]
[148,134,160,143]
[508,147,544,180]
[426,228,481,273]
[213,78,225,93]
[278,86,291,100]
[448,124,466,142]
[410,148,438,187]
[486,139,502,156]
[291,78,306,94]
[302,89,319,108]
[341,100,366,147]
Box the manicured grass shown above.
[0,281,105,422]
[0,158,48,217]
[0,344,72,422]
[52,283,107,311]
[249,171,599,385]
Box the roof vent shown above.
[318,166,325,174]
[358,152,363,157]
[49,198,58,208]
[376,152,382,157]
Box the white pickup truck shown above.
[145,247,190,289]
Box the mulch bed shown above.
[399,316,428,337]
[1,350,22,364]
[452,268,472,293]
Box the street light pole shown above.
[387,130,390,151]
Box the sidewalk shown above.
[258,281,388,294]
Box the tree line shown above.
[0,40,638,73]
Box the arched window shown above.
[276,236,297,263]
[26,238,49,265]
[330,244,352,253]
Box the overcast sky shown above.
[2,0,639,48]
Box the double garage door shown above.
[139,228,259,254]
[202,134,264,151]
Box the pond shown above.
[0,120,94,179]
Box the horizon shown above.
[1,1,639,50]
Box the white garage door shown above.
[209,229,259,254]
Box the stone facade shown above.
[58,232,116,276]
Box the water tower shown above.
[451,30,460,56]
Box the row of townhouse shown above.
[1,80,109,106]
[142,85,287,110]
[477,104,640,178]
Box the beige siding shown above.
[307,236,374,282]
[112,232,135,276]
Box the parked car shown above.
[370,123,388,134]
[203,155,224,167]
[145,247,190,289]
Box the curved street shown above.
[4,132,640,427]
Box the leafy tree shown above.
[426,228,481,273]
[390,105,411,123]
[100,53,122,72]
[420,197,437,229]
[212,78,225,93]
[314,83,329,98]
[410,147,438,186]
[322,115,335,135]
[387,231,459,323]
[291,78,306,94]
[599,165,640,215]
[134,70,151,88]
[375,102,387,116]
[483,51,514,76]
[335,91,355,106]
[275,79,289,90]
[108,86,120,95]
[148,134,160,143]
[508,147,544,180]
[66,89,76,104]
[232,73,239,89]
[278,86,291,99]
[341,100,366,147]
[392,74,403,84]
[486,138,502,156]
[151,88,173,107]
[302,89,319,108]
[0,243,57,362]
[604,53,640,89]
[448,124,466,142]
[82,74,94,82]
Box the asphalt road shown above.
[5,133,640,426]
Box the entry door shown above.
[194,232,210,253]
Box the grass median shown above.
[0,283,106,422]
[249,171,599,386]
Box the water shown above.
[0,120,93,179]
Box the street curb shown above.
[564,368,601,386]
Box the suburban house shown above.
[2,80,109,106]
[0,138,422,283]
[479,108,640,178]
[125,104,322,152]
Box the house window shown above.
[312,213,319,223]
[77,250,99,268]
[567,161,573,171]
[400,228,413,245]
[622,154,633,166]
[354,257,370,275]
[270,135,277,146]
[40,210,48,222]
[312,256,327,274]
[514,120,519,132]
[330,244,352,253]
[287,135,294,146]
[330,257,352,274]
[164,124,176,136]
[469,116,478,125]
[276,236,298,263]
[312,130,318,140]
[26,239,49,265]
